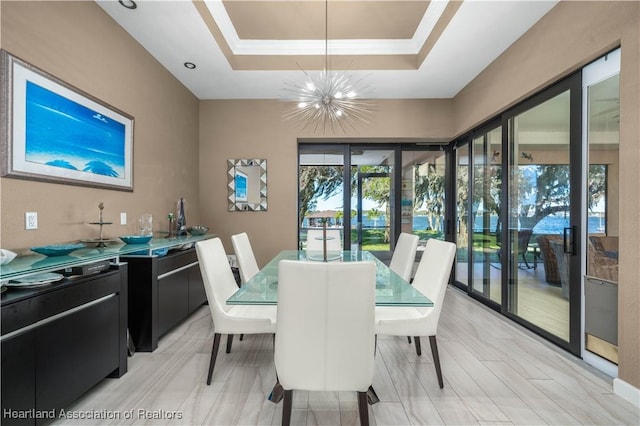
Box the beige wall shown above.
[0,1,200,252]
[199,99,452,266]
[453,1,640,390]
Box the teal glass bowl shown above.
[187,225,209,236]
[129,247,169,256]
[120,235,153,244]
[30,243,85,256]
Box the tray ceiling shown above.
[97,0,558,100]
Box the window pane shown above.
[471,127,502,303]
[456,144,470,287]
[298,148,345,249]
[507,90,571,342]
[587,74,619,283]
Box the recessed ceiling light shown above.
[184,62,196,70]
[118,0,137,10]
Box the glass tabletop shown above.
[227,250,433,307]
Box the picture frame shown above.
[1,50,134,191]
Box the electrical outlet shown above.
[120,212,127,225]
[25,212,38,230]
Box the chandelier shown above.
[282,0,374,134]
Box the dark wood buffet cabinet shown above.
[1,265,128,426]
[1,235,211,425]
[122,247,207,352]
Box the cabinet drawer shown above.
[1,272,120,336]
[1,331,35,426]
[38,272,120,321]
[36,295,119,414]
[1,299,39,336]
[157,249,197,276]
[158,270,189,336]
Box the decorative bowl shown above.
[129,247,169,257]
[0,249,17,265]
[187,225,209,236]
[30,243,84,257]
[119,235,153,244]
[152,247,169,257]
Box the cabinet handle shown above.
[157,261,199,280]
[1,293,116,342]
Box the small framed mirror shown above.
[227,159,267,211]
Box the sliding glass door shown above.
[455,144,470,288]
[453,73,583,355]
[351,148,395,253]
[298,143,450,264]
[470,126,502,304]
[298,145,347,250]
[505,81,581,352]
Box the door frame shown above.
[580,48,620,376]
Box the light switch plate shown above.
[120,212,127,225]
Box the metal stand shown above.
[88,221,113,247]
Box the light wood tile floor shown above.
[59,287,638,425]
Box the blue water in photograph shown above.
[235,171,248,202]
[25,81,126,178]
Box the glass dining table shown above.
[226,250,433,405]
[227,250,433,307]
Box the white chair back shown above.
[275,260,376,392]
[231,232,260,284]
[196,238,240,324]
[306,229,342,252]
[196,237,275,385]
[389,232,419,281]
[412,238,456,328]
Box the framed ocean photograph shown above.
[1,50,134,191]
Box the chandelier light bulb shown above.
[298,102,307,108]
[334,92,343,99]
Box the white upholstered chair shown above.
[305,229,342,252]
[231,232,262,346]
[375,238,456,388]
[389,232,420,345]
[389,232,419,282]
[275,260,376,426]
[231,232,260,285]
[195,237,276,385]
